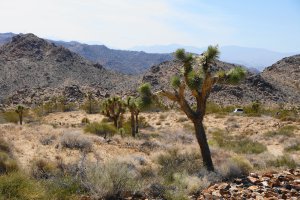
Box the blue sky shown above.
[0,0,299,52]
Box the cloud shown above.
[0,0,235,48]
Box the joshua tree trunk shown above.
[193,120,214,171]
[113,117,118,128]
[19,113,23,125]
[89,100,92,114]
[130,112,136,137]
[135,113,139,134]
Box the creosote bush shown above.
[84,122,117,138]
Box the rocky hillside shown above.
[0,34,138,105]
[262,55,300,104]
[142,59,290,105]
[0,33,173,74]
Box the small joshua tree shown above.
[159,45,246,171]
[102,97,126,129]
[252,100,261,113]
[87,92,93,114]
[15,105,25,125]
[126,83,153,137]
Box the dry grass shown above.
[0,110,298,199]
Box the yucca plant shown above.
[15,105,25,125]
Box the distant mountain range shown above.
[0,33,299,106]
[131,44,299,71]
[0,33,299,73]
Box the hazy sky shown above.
[0,0,299,52]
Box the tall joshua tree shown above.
[159,45,246,171]
[126,83,153,137]
[102,97,126,129]
[15,105,25,125]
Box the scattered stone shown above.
[197,169,300,199]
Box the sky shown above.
[0,0,299,52]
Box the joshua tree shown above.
[15,105,25,125]
[251,100,261,113]
[126,83,153,137]
[158,46,246,171]
[102,97,126,129]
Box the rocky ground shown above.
[198,169,300,199]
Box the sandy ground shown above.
[0,110,299,170]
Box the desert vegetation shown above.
[0,47,299,199]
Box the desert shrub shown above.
[219,155,253,179]
[0,140,18,174]
[61,102,77,112]
[81,100,101,114]
[275,109,299,122]
[138,116,150,128]
[0,172,46,200]
[159,113,167,120]
[157,148,201,183]
[211,129,266,154]
[0,152,19,174]
[285,143,300,152]
[40,135,56,145]
[84,122,117,138]
[83,161,139,199]
[267,155,297,168]
[31,159,58,179]
[0,139,11,154]
[81,117,90,125]
[44,176,83,200]
[264,125,297,137]
[60,132,92,152]
[206,101,222,114]
[2,110,19,124]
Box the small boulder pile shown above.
[198,169,300,199]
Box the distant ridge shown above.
[131,44,298,71]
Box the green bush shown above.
[2,110,19,124]
[264,125,297,137]
[157,148,201,183]
[284,143,300,152]
[0,152,19,174]
[44,176,84,200]
[211,129,267,154]
[0,172,46,200]
[267,155,297,168]
[84,122,117,138]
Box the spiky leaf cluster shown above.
[137,83,152,109]
[225,66,246,85]
[171,76,181,88]
[186,71,203,91]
